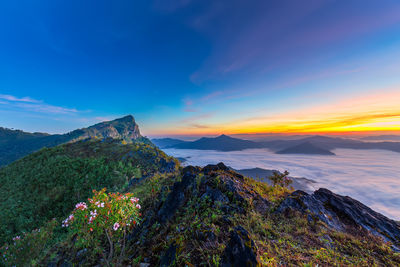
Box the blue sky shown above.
[1,0,400,136]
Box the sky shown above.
[1,0,400,137]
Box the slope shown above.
[0,138,178,242]
[0,115,148,166]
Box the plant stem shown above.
[105,229,113,263]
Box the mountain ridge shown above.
[0,115,147,166]
[276,141,336,155]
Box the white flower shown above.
[136,204,141,209]
[113,222,120,231]
[95,201,105,208]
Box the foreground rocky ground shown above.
[49,162,400,266]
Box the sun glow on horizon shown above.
[150,89,400,136]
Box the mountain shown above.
[1,139,399,265]
[0,138,177,242]
[261,135,400,153]
[74,115,143,142]
[1,119,400,265]
[152,134,400,154]
[0,115,148,166]
[151,137,186,148]
[171,134,262,151]
[10,163,398,266]
[361,135,400,142]
[276,141,335,155]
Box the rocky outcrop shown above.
[79,115,143,142]
[278,188,400,250]
[220,226,258,267]
[157,167,197,223]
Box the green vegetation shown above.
[0,137,399,266]
[61,188,142,266]
[0,115,150,166]
[0,139,177,243]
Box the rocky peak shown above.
[77,115,142,142]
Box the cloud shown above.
[0,93,78,115]
[228,89,400,133]
[179,112,214,124]
[189,123,210,129]
[0,94,40,103]
[16,103,78,114]
[188,1,400,83]
[182,97,198,112]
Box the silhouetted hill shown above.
[361,135,400,142]
[0,115,149,166]
[171,134,262,151]
[151,138,186,148]
[261,135,400,153]
[276,142,335,155]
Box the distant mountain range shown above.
[0,115,149,166]
[276,142,335,155]
[152,134,400,154]
[166,134,261,151]
[360,135,400,142]
[151,138,186,148]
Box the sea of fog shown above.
[162,148,400,220]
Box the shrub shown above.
[62,188,141,266]
[268,170,292,188]
[0,219,57,266]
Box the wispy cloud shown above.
[226,89,400,133]
[182,98,197,112]
[0,93,78,114]
[0,94,40,103]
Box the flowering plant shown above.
[0,220,57,266]
[62,188,141,266]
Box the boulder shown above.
[201,186,229,203]
[157,170,196,223]
[159,244,176,267]
[202,162,229,174]
[220,226,258,267]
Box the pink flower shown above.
[113,222,120,231]
[12,236,21,241]
[130,197,139,204]
[136,204,141,209]
[75,202,88,210]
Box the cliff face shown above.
[77,115,142,142]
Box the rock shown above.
[278,188,400,248]
[157,171,195,223]
[182,165,201,176]
[220,226,258,267]
[160,244,176,267]
[253,197,270,215]
[202,162,229,174]
[201,186,228,203]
